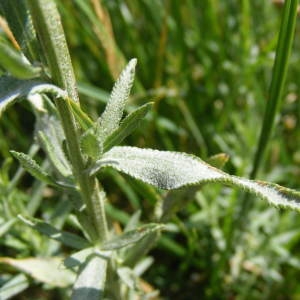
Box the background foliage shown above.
[1,0,300,299]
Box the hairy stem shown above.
[27,0,108,243]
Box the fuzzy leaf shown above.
[101,223,165,251]
[0,77,67,117]
[38,131,72,177]
[99,58,137,138]
[80,129,102,160]
[18,215,90,250]
[34,98,72,178]
[71,254,108,300]
[0,257,75,287]
[103,102,153,152]
[10,150,58,186]
[91,146,300,211]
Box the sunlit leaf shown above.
[91,146,300,211]
[103,102,153,152]
[71,254,108,300]
[0,39,41,79]
[0,257,75,287]
[98,58,137,138]
[10,150,58,186]
[0,77,66,117]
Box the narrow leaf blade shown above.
[101,223,164,251]
[10,150,56,186]
[0,40,41,79]
[99,58,137,137]
[103,102,153,152]
[18,215,91,250]
[0,257,75,287]
[69,99,94,130]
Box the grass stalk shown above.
[250,0,298,179]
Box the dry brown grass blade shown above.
[90,0,125,80]
[0,16,20,50]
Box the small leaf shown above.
[18,215,91,250]
[207,153,229,169]
[99,58,137,138]
[0,77,67,117]
[92,146,300,211]
[38,131,72,177]
[0,274,29,300]
[0,39,41,79]
[117,267,139,291]
[68,99,94,131]
[124,210,141,232]
[101,223,164,251]
[80,129,102,160]
[34,100,72,177]
[0,77,38,116]
[0,257,75,287]
[103,102,153,152]
[71,254,108,300]
[10,150,58,186]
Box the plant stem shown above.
[250,0,298,179]
[27,0,108,243]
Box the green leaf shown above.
[0,0,39,60]
[34,98,72,178]
[0,274,29,300]
[71,254,108,300]
[0,257,75,287]
[124,210,141,232]
[10,150,58,186]
[0,218,17,237]
[91,146,300,211]
[101,223,165,251]
[80,129,102,160]
[68,99,94,131]
[38,131,72,178]
[0,77,38,116]
[117,267,139,291]
[206,153,229,169]
[0,77,67,117]
[0,39,41,79]
[99,58,137,138]
[103,102,153,152]
[18,215,91,250]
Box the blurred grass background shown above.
[1,0,300,299]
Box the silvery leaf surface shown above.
[0,76,66,117]
[91,146,300,211]
[98,58,137,138]
[71,254,108,300]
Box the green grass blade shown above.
[250,0,298,178]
